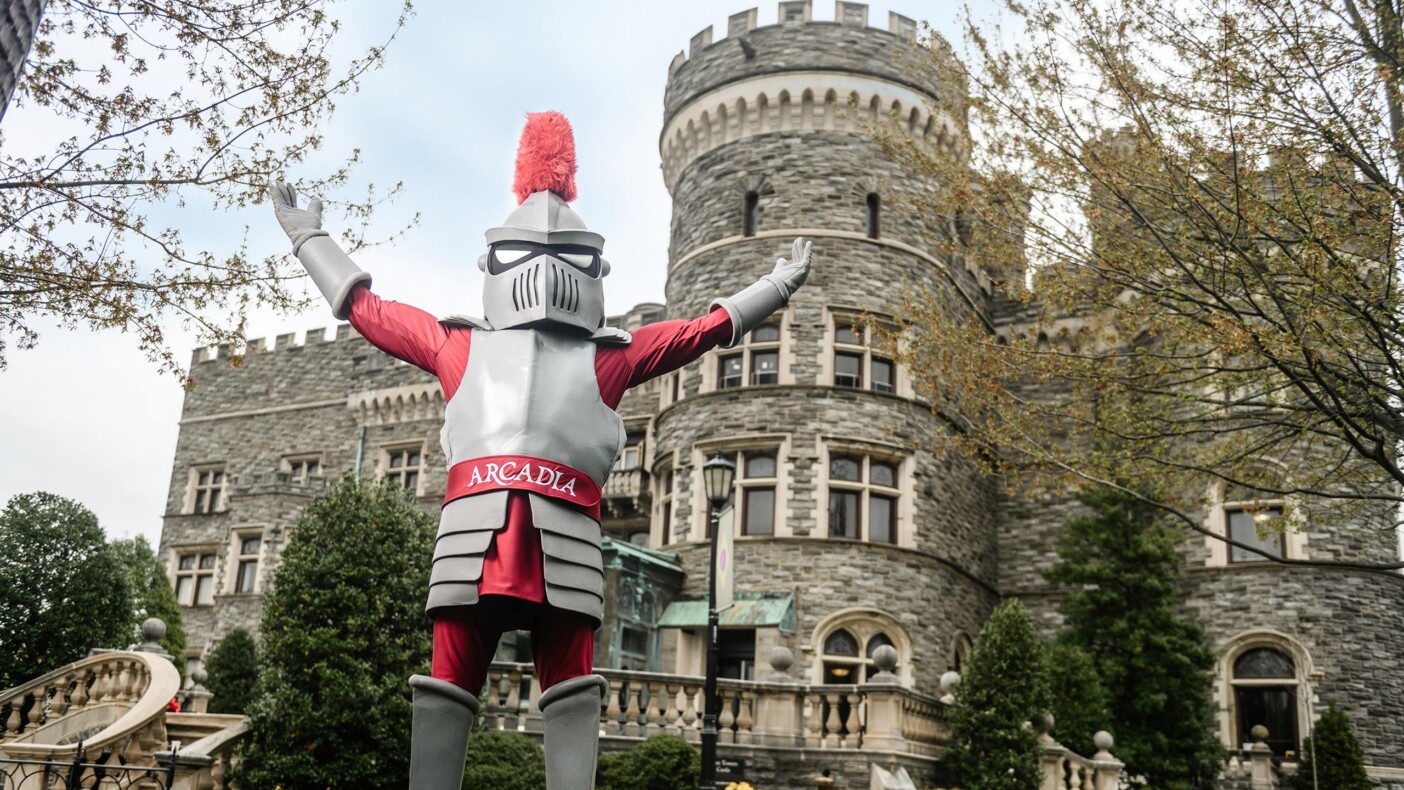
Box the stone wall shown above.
[161,327,444,654]
[1184,565,1404,770]
[670,538,997,694]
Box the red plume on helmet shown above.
[513,111,578,204]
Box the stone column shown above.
[1089,731,1126,790]
[1248,725,1277,790]
[181,668,213,714]
[751,646,805,747]
[860,645,907,752]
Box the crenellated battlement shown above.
[663,3,961,116]
[188,323,358,366]
[670,3,919,80]
[659,3,967,192]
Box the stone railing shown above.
[0,620,247,790]
[156,713,248,790]
[0,650,179,763]
[1038,727,1124,790]
[479,659,948,759]
[602,467,644,501]
[1219,725,1279,789]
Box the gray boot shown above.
[408,674,480,790]
[539,674,608,790]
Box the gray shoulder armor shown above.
[588,326,633,346]
[439,314,494,331]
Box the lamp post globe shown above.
[703,452,736,506]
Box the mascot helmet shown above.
[480,112,609,332]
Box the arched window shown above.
[743,191,759,236]
[821,627,895,683]
[948,631,974,673]
[1231,647,1300,757]
[865,192,880,239]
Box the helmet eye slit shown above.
[489,242,602,278]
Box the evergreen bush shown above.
[233,478,435,789]
[943,599,1049,790]
[205,627,259,714]
[1293,702,1370,790]
[463,729,546,789]
[1045,485,1222,789]
[1043,641,1110,757]
[596,734,699,790]
[0,492,131,687]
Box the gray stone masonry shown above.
[663,13,965,124]
[670,537,998,693]
[162,327,444,653]
[1184,565,1404,767]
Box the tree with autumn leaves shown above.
[879,0,1404,569]
[0,0,415,381]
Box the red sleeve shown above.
[595,306,733,408]
[346,285,450,374]
[346,285,476,400]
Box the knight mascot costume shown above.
[269,112,811,789]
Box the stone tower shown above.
[650,2,999,692]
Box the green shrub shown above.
[205,627,258,714]
[596,734,699,790]
[110,535,187,674]
[1046,486,1222,789]
[942,599,1049,790]
[233,478,435,789]
[464,729,546,789]
[596,750,635,790]
[1294,702,1370,790]
[1044,641,1110,757]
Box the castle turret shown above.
[649,2,998,694]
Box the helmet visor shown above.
[488,242,602,277]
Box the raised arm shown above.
[611,237,813,393]
[270,182,448,373]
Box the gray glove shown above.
[764,237,812,301]
[710,236,814,348]
[268,180,369,320]
[270,182,330,254]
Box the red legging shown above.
[431,596,595,693]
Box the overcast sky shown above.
[0,1,988,546]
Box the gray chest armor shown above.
[426,328,625,623]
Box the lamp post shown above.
[700,451,736,788]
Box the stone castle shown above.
[157,2,1404,785]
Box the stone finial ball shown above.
[1036,713,1055,732]
[1094,731,1114,750]
[1250,724,1269,742]
[939,671,961,693]
[872,644,899,672]
[191,667,209,685]
[769,646,795,672]
[141,617,167,641]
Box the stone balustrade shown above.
[1039,734,1124,790]
[1,621,247,790]
[479,660,948,759]
[602,467,644,501]
[1,650,179,763]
